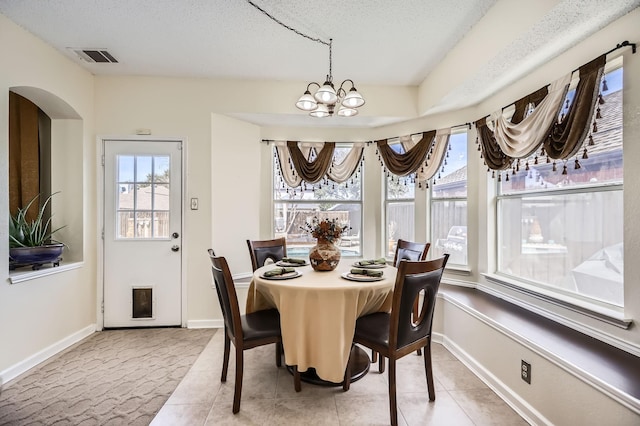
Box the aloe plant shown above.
[9,192,66,248]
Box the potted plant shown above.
[9,192,66,268]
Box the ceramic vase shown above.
[309,237,341,271]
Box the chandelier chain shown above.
[246,1,330,47]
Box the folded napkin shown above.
[357,258,387,266]
[263,267,295,277]
[281,257,306,264]
[350,268,384,277]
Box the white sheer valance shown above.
[490,73,571,159]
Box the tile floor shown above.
[151,330,527,425]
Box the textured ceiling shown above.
[1,0,638,128]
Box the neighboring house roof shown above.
[118,184,170,210]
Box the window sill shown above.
[439,283,640,413]
[482,273,631,329]
[445,264,471,275]
[8,261,84,284]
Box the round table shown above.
[247,260,396,384]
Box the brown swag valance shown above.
[376,130,437,176]
[476,54,606,171]
[476,117,512,171]
[287,140,335,184]
[543,54,606,159]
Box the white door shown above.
[103,139,183,328]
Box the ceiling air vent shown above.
[71,48,118,63]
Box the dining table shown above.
[246,259,397,384]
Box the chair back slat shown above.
[393,239,430,267]
[210,255,243,341]
[390,255,448,351]
[207,249,225,327]
[247,238,287,271]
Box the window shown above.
[273,145,362,257]
[431,130,468,266]
[385,142,416,258]
[496,66,623,308]
[116,155,171,239]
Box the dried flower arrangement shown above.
[301,217,350,244]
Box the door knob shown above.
[171,245,180,252]
[172,232,179,239]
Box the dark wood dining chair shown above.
[347,255,448,426]
[393,239,430,266]
[209,252,284,413]
[369,239,432,366]
[246,237,287,272]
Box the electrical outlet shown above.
[521,360,531,384]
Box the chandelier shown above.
[247,0,365,118]
[295,38,365,117]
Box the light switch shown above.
[190,198,198,210]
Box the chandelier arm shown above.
[339,79,355,90]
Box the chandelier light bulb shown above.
[337,105,358,117]
[309,103,330,118]
[315,78,338,104]
[296,90,318,111]
[342,87,365,108]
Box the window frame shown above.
[272,143,364,257]
[490,61,625,320]
[384,141,416,260]
[430,129,469,269]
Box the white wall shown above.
[0,14,96,379]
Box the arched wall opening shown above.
[9,86,84,265]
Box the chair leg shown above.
[275,342,282,367]
[423,340,436,401]
[343,346,352,392]
[371,350,378,363]
[388,358,398,426]
[413,300,422,356]
[232,348,244,414]
[221,329,231,382]
[293,366,301,392]
[379,354,385,374]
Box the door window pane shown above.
[135,156,153,182]
[154,156,170,182]
[115,155,171,239]
[118,156,135,182]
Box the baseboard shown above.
[0,324,96,386]
[442,335,552,426]
[186,319,223,329]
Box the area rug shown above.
[0,327,215,425]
